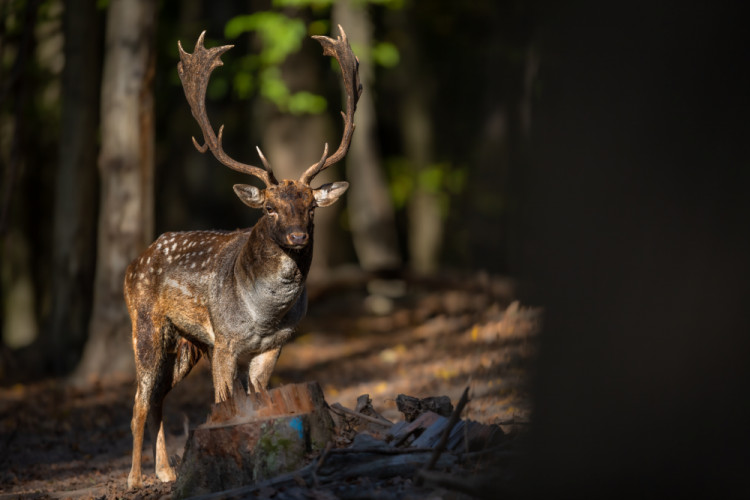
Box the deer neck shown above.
[235,218,313,291]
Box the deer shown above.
[125,26,361,490]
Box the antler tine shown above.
[178,31,276,186]
[311,143,330,173]
[254,146,277,183]
[300,25,362,185]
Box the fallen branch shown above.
[187,447,457,499]
[330,402,394,427]
[415,386,470,485]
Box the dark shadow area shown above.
[518,2,750,498]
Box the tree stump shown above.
[173,382,333,498]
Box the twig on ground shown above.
[312,441,333,487]
[415,386,470,485]
[330,402,394,427]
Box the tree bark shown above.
[48,0,101,375]
[333,0,401,273]
[72,0,156,383]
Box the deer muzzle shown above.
[285,232,309,249]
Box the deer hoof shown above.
[127,472,142,490]
[156,465,177,483]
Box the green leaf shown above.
[224,13,306,65]
[288,91,327,115]
[259,67,290,108]
[372,42,400,68]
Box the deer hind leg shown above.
[128,313,178,489]
[148,391,176,483]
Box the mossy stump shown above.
[173,381,333,498]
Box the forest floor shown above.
[0,270,541,499]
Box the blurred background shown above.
[1,0,749,496]
[1,0,540,381]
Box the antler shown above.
[300,25,362,186]
[177,31,277,186]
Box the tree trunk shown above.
[401,76,441,275]
[72,0,156,383]
[48,0,101,375]
[263,113,340,280]
[262,37,340,281]
[332,1,401,273]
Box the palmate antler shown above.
[177,32,277,186]
[177,25,361,187]
[300,25,363,186]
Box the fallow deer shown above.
[125,26,361,489]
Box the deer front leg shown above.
[248,346,282,393]
[211,344,238,403]
[248,346,281,406]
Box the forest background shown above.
[1,1,749,496]
[2,0,542,380]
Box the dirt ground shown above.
[0,271,541,499]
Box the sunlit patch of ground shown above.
[275,274,541,431]
[0,271,540,498]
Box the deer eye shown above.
[266,206,277,216]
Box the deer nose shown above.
[286,232,309,247]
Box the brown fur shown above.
[127,26,359,490]
[125,182,346,489]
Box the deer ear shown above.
[233,184,265,208]
[313,182,349,207]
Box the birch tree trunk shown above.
[72,0,155,383]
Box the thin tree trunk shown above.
[48,0,101,375]
[396,38,441,275]
[72,0,156,383]
[262,33,342,281]
[332,0,401,273]
[264,114,339,280]
[402,93,441,275]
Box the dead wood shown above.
[173,382,334,498]
[415,386,470,485]
[355,394,394,426]
[330,402,393,427]
[389,411,443,447]
[186,447,456,499]
[396,393,454,422]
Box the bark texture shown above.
[73,0,156,383]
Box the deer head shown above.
[176,26,361,250]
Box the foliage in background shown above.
[387,158,467,217]
[214,0,400,114]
